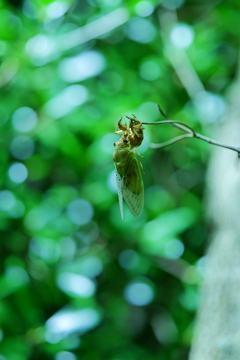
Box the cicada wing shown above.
[122,152,144,217]
[115,165,124,220]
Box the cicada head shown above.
[115,116,144,148]
[126,115,144,148]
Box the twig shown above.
[142,105,240,155]
[151,134,193,149]
[142,120,195,135]
[193,133,240,154]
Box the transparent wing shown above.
[122,152,144,217]
[115,165,124,220]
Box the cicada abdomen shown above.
[113,136,144,219]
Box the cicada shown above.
[113,116,144,219]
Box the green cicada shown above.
[113,116,144,219]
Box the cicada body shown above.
[113,134,144,219]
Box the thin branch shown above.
[142,120,194,135]
[157,104,196,134]
[194,133,240,154]
[151,134,193,149]
[142,105,240,155]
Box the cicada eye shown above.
[113,142,116,146]
[123,139,128,143]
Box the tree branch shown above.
[151,134,193,149]
[141,105,240,156]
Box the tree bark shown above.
[189,80,240,360]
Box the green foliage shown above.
[0,0,238,359]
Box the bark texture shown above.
[189,81,240,360]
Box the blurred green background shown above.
[0,0,239,359]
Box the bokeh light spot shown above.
[124,279,154,306]
[194,91,227,123]
[142,208,195,243]
[165,239,184,259]
[26,34,55,60]
[151,313,178,344]
[170,23,194,48]
[59,51,105,83]
[44,85,88,119]
[80,256,103,278]
[140,61,160,81]
[0,190,15,211]
[101,133,119,154]
[12,107,37,132]
[55,352,76,360]
[135,1,154,17]
[127,18,156,43]
[22,0,37,18]
[9,200,25,218]
[66,199,93,226]
[45,308,101,341]
[25,207,51,232]
[179,288,199,310]
[60,237,76,259]
[10,135,34,160]
[47,1,69,19]
[5,266,29,287]
[57,272,96,297]
[196,256,207,277]
[107,170,118,193]
[64,85,88,106]
[119,249,139,270]
[30,237,60,263]
[138,102,160,121]
[8,162,28,183]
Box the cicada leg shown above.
[138,160,145,175]
[118,118,128,131]
[134,148,144,158]
[133,149,145,174]
[115,118,128,137]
